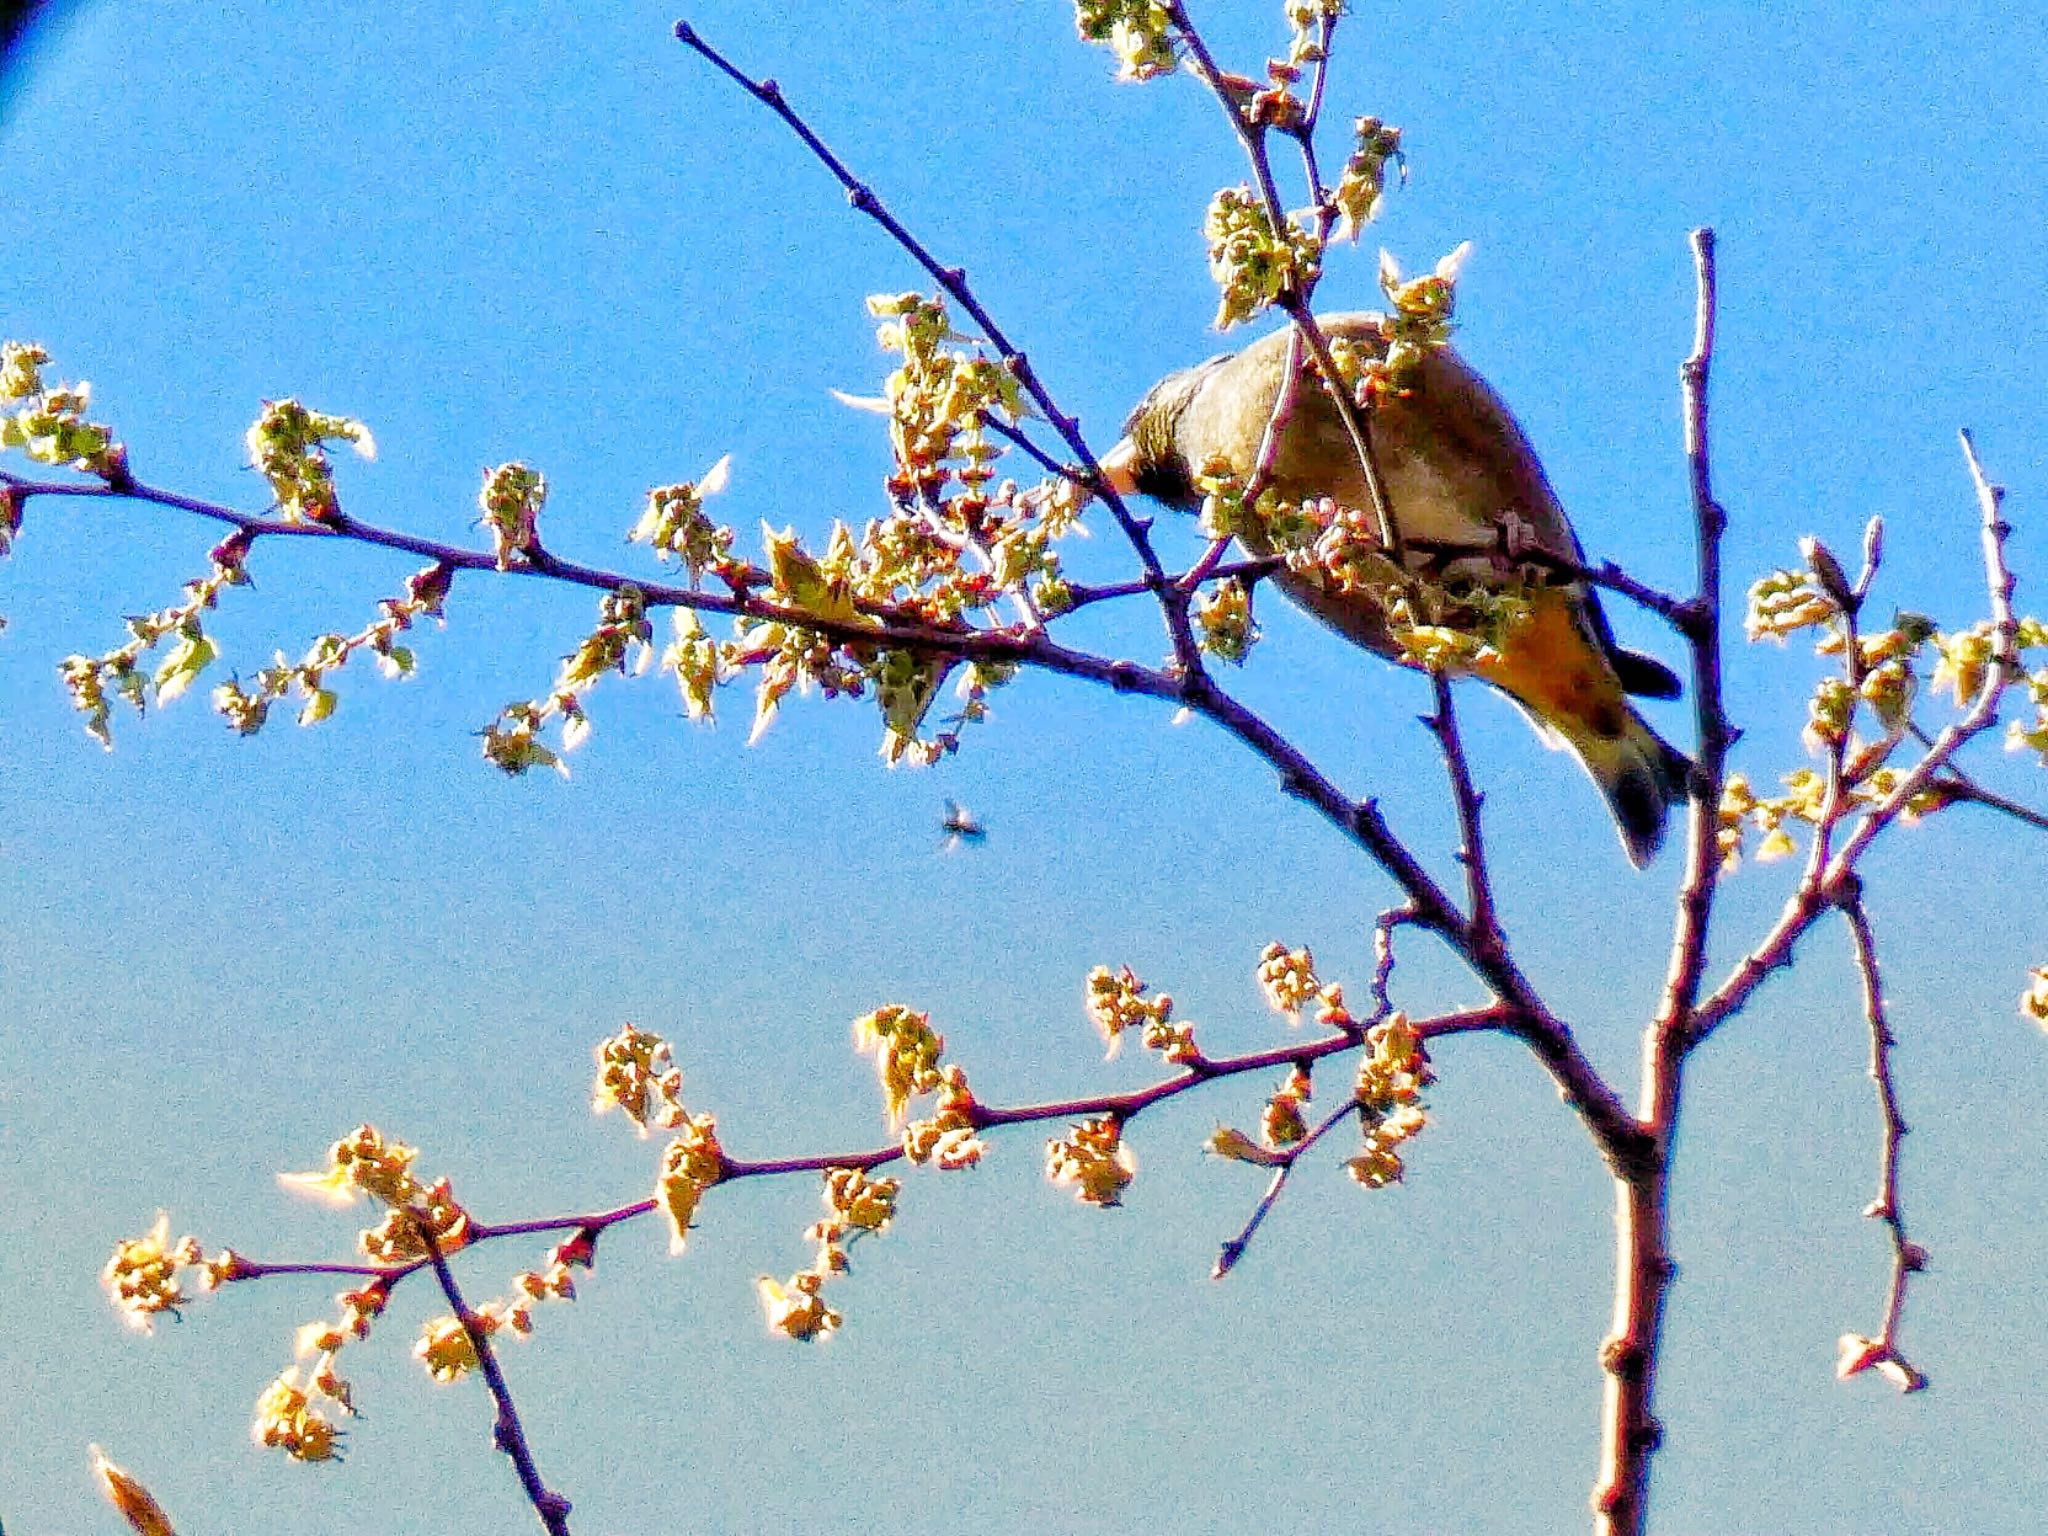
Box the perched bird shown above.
[1101,312,1689,866]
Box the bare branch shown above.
[414,1216,573,1536]
[1839,898,1928,1393]
[1425,675,1501,949]
[1598,226,1724,1536]
[1659,225,1733,1051]
[1212,1095,1359,1279]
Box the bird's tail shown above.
[1473,587,1692,867]
[1566,712,1693,869]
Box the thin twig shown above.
[1212,1095,1359,1278]
[1425,674,1500,950]
[414,1216,573,1536]
[1284,10,1340,204]
[1368,903,1422,1019]
[1067,554,1284,612]
[1840,897,1928,1393]
[672,20,1207,676]
[1928,775,2048,833]
[1660,225,1733,1049]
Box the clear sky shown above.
[3,2,2046,1532]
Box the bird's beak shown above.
[1098,437,1141,499]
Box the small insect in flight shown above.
[940,800,987,850]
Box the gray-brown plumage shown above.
[1103,313,1689,865]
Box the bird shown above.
[1100,312,1689,866]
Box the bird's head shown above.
[1099,355,1229,512]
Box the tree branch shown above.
[1167,1,1408,567]
[414,1216,573,1536]
[1691,428,2025,1042]
[1425,674,1501,952]
[1838,897,1927,1393]
[1597,226,1724,1536]
[1211,1094,1360,1279]
[672,19,1208,676]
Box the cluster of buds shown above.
[260,1273,393,1456]
[1046,1116,1135,1206]
[1347,1014,1431,1188]
[2022,966,2048,1029]
[212,559,450,737]
[1331,117,1405,241]
[478,460,546,569]
[1294,499,1404,595]
[631,455,736,583]
[1255,942,1356,1030]
[756,1268,842,1343]
[1085,964,1181,1059]
[756,1167,905,1343]
[1195,455,1318,552]
[246,397,374,521]
[662,608,727,723]
[1803,675,1856,755]
[592,1022,687,1134]
[807,1167,901,1266]
[664,293,1075,765]
[1192,577,1260,663]
[868,292,1023,509]
[658,1112,727,1255]
[853,1004,949,1125]
[280,1124,470,1263]
[1261,1065,1315,1149]
[481,583,652,774]
[1719,764,1951,869]
[1333,245,1470,407]
[1073,0,1176,80]
[2,340,126,480]
[1387,580,1533,677]
[1256,942,1322,1015]
[901,1063,987,1169]
[1281,0,1345,68]
[1205,185,1323,330]
[1746,565,1841,643]
[103,1213,245,1333]
[734,522,877,746]
[251,1368,347,1462]
[58,530,256,748]
[1816,623,1924,737]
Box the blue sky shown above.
[3,2,2046,1532]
